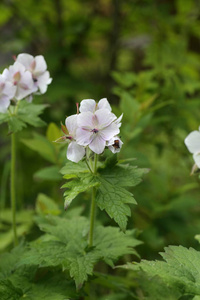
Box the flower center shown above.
[92,128,99,133]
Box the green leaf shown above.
[8,115,26,133]
[60,161,89,178]
[0,112,9,125]
[96,177,136,232]
[62,173,99,209]
[0,280,23,300]
[21,132,56,163]
[34,166,62,181]
[124,246,200,296]
[46,122,62,142]
[96,161,147,231]
[17,102,47,128]
[35,193,61,215]
[94,226,141,267]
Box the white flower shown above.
[2,62,35,101]
[65,114,85,163]
[76,109,120,154]
[16,53,52,94]
[0,75,16,113]
[184,128,200,168]
[107,136,123,153]
[79,98,111,113]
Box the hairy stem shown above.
[11,133,18,246]
[88,153,98,247]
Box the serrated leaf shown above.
[8,115,26,133]
[0,280,23,300]
[17,102,47,128]
[0,112,9,125]
[68,252,99,289]
[96,176,136,232]
[124,245,200,296]
[62,173,99,209]
[94,226,141,267]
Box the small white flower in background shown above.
[0,75,16,113]
[76,108,120,154]
[184,128,200,169]
[79,98,111,113]
[107,136,123,153]
[16,53,52,94]
[2,61,35,101]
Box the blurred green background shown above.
[1,0,200,258]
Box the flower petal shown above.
[77,111,94,129]
[16,53,34,70]
[0,95,10,113]
[79,99,96,113]
[34,55,47,74]
[98,98,111,111]
[65,114,78,136]
[89,134,106,154]
[67,141,85,163]
[184,131,200,154]
[37,71,52,94]
[76,128,93,146]
[95,109,117,128]
[99,123,120,140]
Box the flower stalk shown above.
[88,153,98,247]
[11,132,18,246]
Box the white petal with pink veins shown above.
[77,111,94,129]
[37,71,52,94]
[184,131,200,154]
[34,55,47,75]
[89,134,106,154]
[67,141,85,163]
[76,128,93,146]
[65,114,78,136]
[98,98,111,111]
[0,95,10,113]
[16,53,34,70]
[95,109,117,128]
[100,123,120,140]
[79,99,96,113]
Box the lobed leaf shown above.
[122,245,200,296]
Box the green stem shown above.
[88,153,98,247]
[11,133,18,246]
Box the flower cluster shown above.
[58,98,123,163]
[185,127,200,172]
[0,53,52,113]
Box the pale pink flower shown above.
[16,53,52,94]
[65,114,85,163]
[79,98,111,113]
[76,109,120,154]
[0,75,16,113]
[2,62,35,101]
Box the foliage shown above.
[61,156,148,231]
[1,0,200,299]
